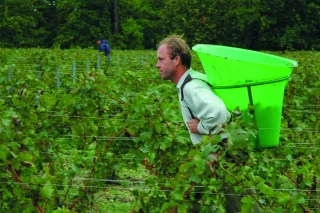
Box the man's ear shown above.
[174,55,181,66]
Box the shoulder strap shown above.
[180,74,212,101]
[180,74,212,119]
[180,74,193,101]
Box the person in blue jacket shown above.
[97,39,111,56]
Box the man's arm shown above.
[184,81,230,135]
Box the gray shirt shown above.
[176,68,231,144]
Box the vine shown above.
[0,49,318,212]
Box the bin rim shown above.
[211,75,291,89]
[192,44,298,68]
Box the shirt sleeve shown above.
[183,80,231,135]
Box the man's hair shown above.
[157,35,191,68]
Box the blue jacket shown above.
[99,40,111,56]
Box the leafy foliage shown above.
[0,48,319,212]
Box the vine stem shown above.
[0,167,12,177]
[170,141,229,213]
[68,127,127,210]
[97,88,130,106]
[62,179,74,204]
[171,182,196,213]
[277,169,320,207]
[8,162,44,213]
[163,120,176,139]
[220,164,263,209]
[81,118,87,149]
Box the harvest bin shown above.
[192,44,298,149]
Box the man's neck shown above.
[173,67,189,84]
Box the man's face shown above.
[156,44,176,81]
[97,40,101,45]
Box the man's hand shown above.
[187,119,200,133]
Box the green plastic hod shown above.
[192,44,298,149]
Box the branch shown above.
[62,179,74,204]
[8,162,43,213]
[171,143,229,213]
[277,169,320,207]
[171,182,196,213]
[68,127,126,210]
[221,164,263,209]
[97,88,130,106]
[0,167,12,177]
[9,163,28,191]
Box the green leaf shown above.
[179,162,192,173]
[278,193,291,204]
[201,144,214,156]
[259,184,274,197]
[189,171,201,183]
[177,204,187,213]
[155,123,162,134]
[0,150,6,162]
[1,118,11,126]
[9,151,18,158]
[40,181,54,199]
[0,145,7,162]
[39,130,49,138]
[159,138,172,151]
[140,131,152,140]
[310,115,316,122]
[52,206,71,213]
[295,196,305,204]
[40,93,57,108]
[26,74,35,80]
[241,196,253,213]
[172,190,184,201]
[234,185,244,193]
[3,191,14,200]
[160,202,171,213]
[19,152,33,162]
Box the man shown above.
[156,35,260,213]
[97,39,111,56]
[156,35,230,145]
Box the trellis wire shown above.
[33,111,320,125]
[47,140,320,149]
[3,67,158,74]
[38,151,319,163]
[1,181,319,196]
[0,54,156,70]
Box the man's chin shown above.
[160,74,171,81]
[161,76,170,80]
